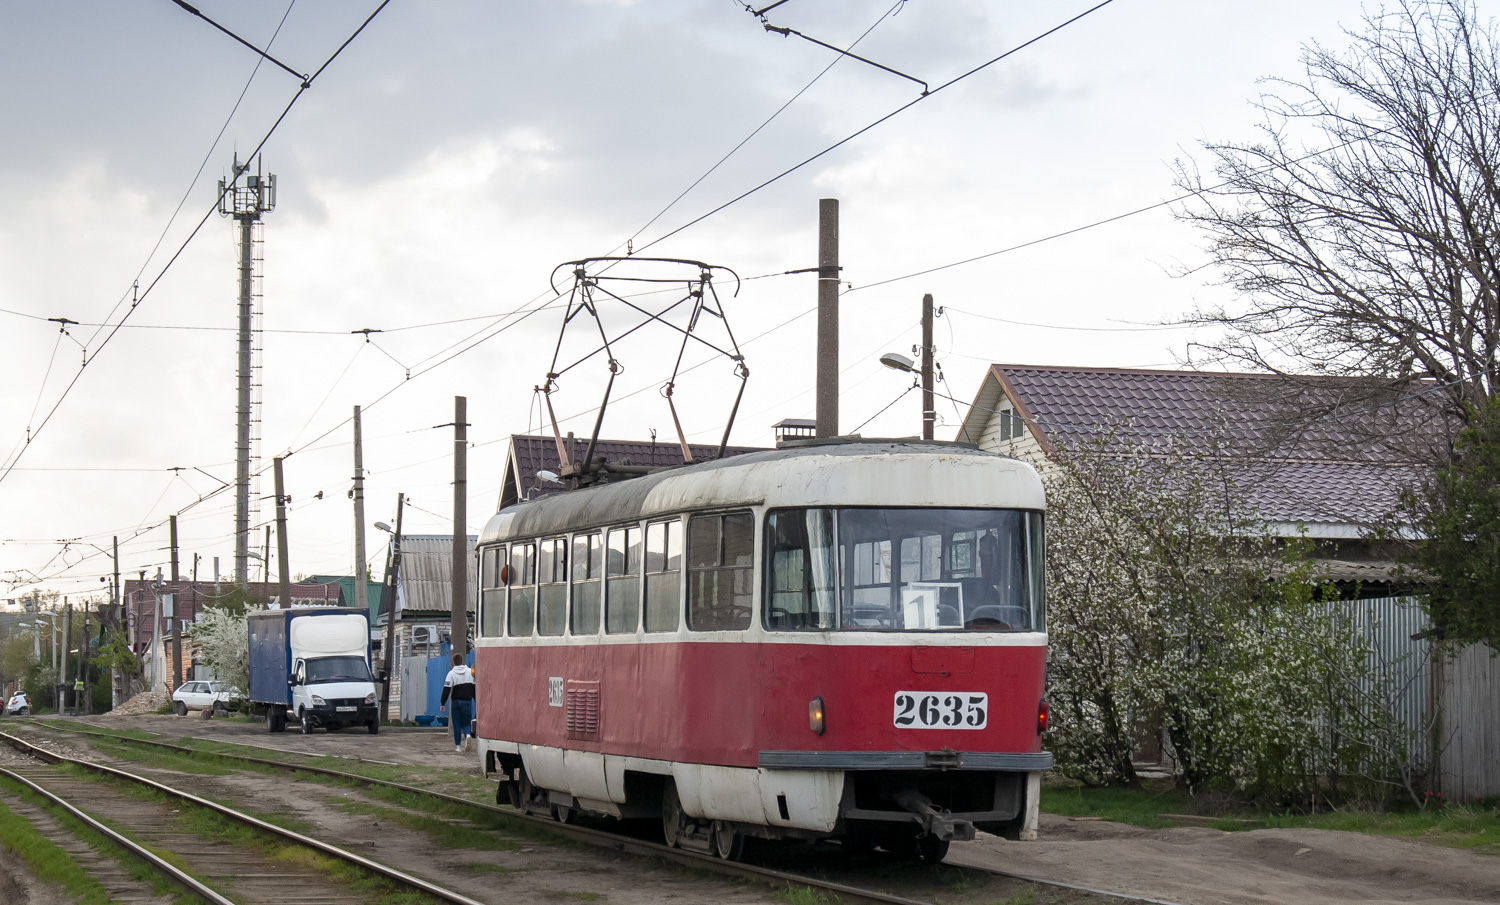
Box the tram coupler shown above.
[893,789,976,842]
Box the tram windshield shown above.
[765,508,1044,633]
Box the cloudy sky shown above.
[1,0,1464,602]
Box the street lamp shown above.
[880,352,917,373]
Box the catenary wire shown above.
[633,0,1119,256]
[0,2,391,490]
[84,1,298,350]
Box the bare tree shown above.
[1176,0,1500,430]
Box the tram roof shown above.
[480,440,1044,544]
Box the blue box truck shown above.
[248,607,381,734]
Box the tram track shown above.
[0,728,485,905]
[11,719,1189,905]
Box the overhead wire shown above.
[618,0,906,252]
[633,0,1119,256]
[0,1,391,490]
[83,1,299,350]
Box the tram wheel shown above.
[552,805,576,824]
[914,834,950,864]
[661,783,688,848]
[712,821,745,861]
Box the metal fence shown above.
[1341,595,1499,801]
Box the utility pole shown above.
[262,526,271,607]
[60,598,70,715]
[151,569,162,692]
[921,293,935,441]
[274,456,292,607]
[170,514,183,694]
[815,198,840,438]
[111,535,120,710]
[80,604,90,715]
[219,155,277,586]
[352,406,369,615]
[379,494,405,721]
[451,396,469,658]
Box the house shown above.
[123,577,345,689]
[374,534,476,721]
[958,363,1500,800]
[955,363,1447,595]
[500,433,764,509]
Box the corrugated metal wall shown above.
[1345,596,1499,801]
[1341,596,1431,767]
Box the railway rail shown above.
[8,719,1188,905]
[0,728,488,905]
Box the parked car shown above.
[5,692,30,716]
[171,681,240,715]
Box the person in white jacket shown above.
[439,653,476,752]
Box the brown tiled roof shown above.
[973,364,1450,528]
[501,434,765,509]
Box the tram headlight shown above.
[1038,699,1050,735]
[809,695,826,735]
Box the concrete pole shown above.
[262,526,271,607]
[152,570,162,692]
[353,406,369,615]
[815,198,840,438]
[380,494,405,722]
[60,599,70,715]
[234,215,254,585]
[274,457,293,607]
[451,396,469,658]
[111,535,120,710]
[170,514,183,694]
[921,293,935,441]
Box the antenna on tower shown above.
[218,155,277,587]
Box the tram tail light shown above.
[1038,699,1050,735]
[809,696,826,735]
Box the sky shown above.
[1,0,1473,604]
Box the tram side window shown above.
[604,526,641,634]
[764,510,836,630]
[687,511,755,631]
[508,542,536,636]
[571,532,603,634]
[644,520,682,632]
[480,545,506,638]
[537,538,567,637]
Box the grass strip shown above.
[1041,783,1500,854]
[0,775,189,904]
[326,794,522,851]
[53,763,447,905]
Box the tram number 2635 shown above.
[893,691,988,729]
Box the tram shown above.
[473,439,1050,862]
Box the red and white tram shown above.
[473,439,1050,861]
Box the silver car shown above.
[171,681,239,715]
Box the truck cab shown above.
[290,654,379,733]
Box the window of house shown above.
[570,532,603,634]
[605,526,641,634]
[507,542,536,637]
[537,538,567,637]
[480,545,506,637]
[687,511,755,631]
[644,520,682,632]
